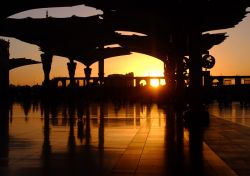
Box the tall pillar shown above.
[185,31,209,126]
[84,66,92,86]
[203,71,211,87]
[41,52,53,87]
[0,103,9,167]
[98,59,104,85]
[0,39,10,166]
[189,31,203,109]
[164,57,175,99]
[67,59,77,87]
[175,55,187,109]
[0,39,9,99]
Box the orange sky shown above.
[4,5,250,85]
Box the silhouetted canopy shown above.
[0,16,131,66]
[0,15,227,64]
[0,1,85,19]
[0,0,248,66]
[83,0,249,31]
[9,58,40,70]
[73,47,131,66]
[118,33,227,60]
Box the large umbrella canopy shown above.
[9,58,41,70]
[0,16,117,48]
[0,0,247,68]
[82,0,249,32]
[0,1,248,50]
[74,46,130,66]
[0,15,131,66]
[0,0,85,19]
[81,0,247,61]
[117,33,227,60]
[0,15,226,65]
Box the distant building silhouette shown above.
[105,72,134,87]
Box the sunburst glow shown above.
[150,79,160,87]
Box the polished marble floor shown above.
[206,101,250,176]
[0,101,247,175]
[208,101,250,127]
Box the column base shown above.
[183,109,210,128]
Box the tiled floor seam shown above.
[132,119,153,176]
[203,142,238,176]
[110,120,151,175]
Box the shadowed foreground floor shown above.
[0,119,236,175]
[0,102,246,176]
[204,116,250,176]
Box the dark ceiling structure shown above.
[0,16,227,64]
[0,1,248,66]
[0,0,248,63]
[0,1,86,19]
[0,16,131,66]
[9,58,40,70]
[0,0,249,120]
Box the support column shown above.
[84,66,92,86]
[184,31,209,126]
[164,57,175,100]
[41,52,53,87]
[203,71,211,87]
[175,54,187,109]
[0,40,10,166]
[0,102,9,167]
[67,59,77,87]
[189,31,203,108]
[98,59,104,85]
[0,39,9,99]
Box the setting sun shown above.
[150,79,160,87]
